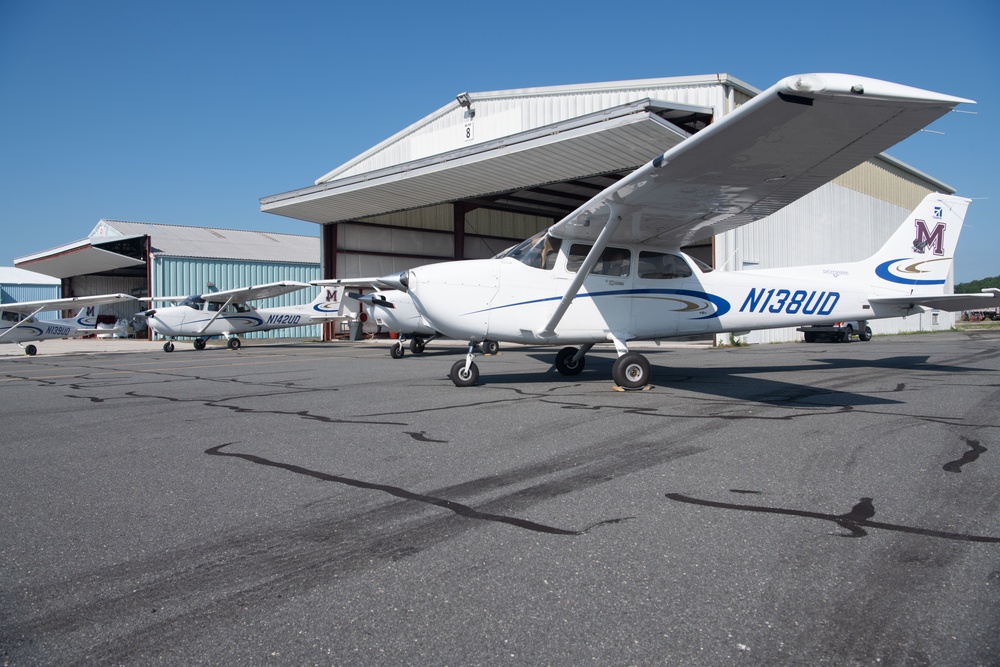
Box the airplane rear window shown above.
[638,251,692,279]
[567,244,631,277]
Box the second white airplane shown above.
[140,282,346,351]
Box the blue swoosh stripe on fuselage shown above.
[463,288,730,320]
[875,259,946,286]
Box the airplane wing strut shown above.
[536,201,628,338]
[197,295,237,335]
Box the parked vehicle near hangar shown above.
[798,321,873,343]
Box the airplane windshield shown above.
[506,232,562,270]
[180,296,205,310]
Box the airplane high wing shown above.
[1,293,136,317]
[548,73,972,250]
[142,281,313,305]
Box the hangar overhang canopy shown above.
[260,99,712,224]
[15,236,147,279]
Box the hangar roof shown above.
[260,74,749,224]
[15,220,318,279]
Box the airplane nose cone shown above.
[377,271,410,292]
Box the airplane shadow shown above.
[495,352,990,407]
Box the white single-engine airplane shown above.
[1,293,137,355]
[372,73,997,388]
[310,279,501,358]
[139,281,346,351]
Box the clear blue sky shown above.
[2,0,997,282]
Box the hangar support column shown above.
[321,223,338,341]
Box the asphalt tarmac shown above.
[2,333,998,666]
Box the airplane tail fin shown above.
[309,285,347,317]
[73,304,101,328]
[865,193,971,296]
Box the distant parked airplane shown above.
[139,282,346,351]
[1,293,137,355]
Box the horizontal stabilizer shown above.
[869,288,1000,313]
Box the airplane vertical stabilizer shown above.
[865,193,970,296]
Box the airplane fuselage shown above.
[0,311,99,345]
[146,303,332,339]
[405,248,899,347]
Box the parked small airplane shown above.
[311,280,500,358]
[371,73,996,387]
[0,293,137,355]
[139,281,345,351]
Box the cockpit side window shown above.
[567,244,631,277]
[181,296,205,310]
[637,251,692,280]
[507,231,562,270]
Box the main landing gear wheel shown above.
[163,341,175,353]
[859,326,873,342]
[612,352,651,390]
[554,346,585,376]
[193,338,207,350]
[390,343,405,359]
[410,338,426,354]
[483,340,500,356]
[450,359,479,387]
[227,338,241,350]
[24,344,37,356]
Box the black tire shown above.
[804,332,817,343]
[483,340,500,356]
[228,338,241,350]
[859,326,873,342]
[554,346,585,376]
[390,343,405,359]
[163,342,174,353]
[194,338,207,350]
[612,352,651,390]
[842,325,854,343]
[25,344,37,356]
[410,338,426,354]
[450,360,479,387]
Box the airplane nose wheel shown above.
[163,341,175,352]
[555,346,586,375]
[450,359,480,387]
[612,352,651,390]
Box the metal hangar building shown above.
[260,72,959,344]
[14,220,322,339]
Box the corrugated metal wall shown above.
[151,256,322,339]
[68,275,146,322]
[1,283,62,320]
